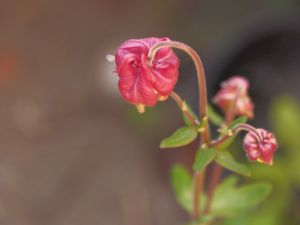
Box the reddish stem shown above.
[204,122,260,213]
[148,41,210,143]
[193,170,205,219]
[169,92,200,126]
[204,163,223,213]
[148,41,211,220]
[210,123,262,148]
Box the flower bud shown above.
[114,37,180,111]
[243,128,278,165]
[213,76,254,118]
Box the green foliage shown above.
[207,104,224,126]
[193,147,217,172]
[270,95,300,150]
[216,151,251,176]
[160,126,198,148]
[185,214,215,225]
[169,95,300,225]
[228,116,248,129]
[215,135,237,150]
[170,164,193,212]
[271,96,300,185]
[216,95,300,225]
[211,176,272,217]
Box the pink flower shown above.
[243,128,278,165]
[114,37,180,112]
[213,76,254,118]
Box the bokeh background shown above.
[0,0,300,224]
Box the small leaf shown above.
[207,104,224,126]
[211,176,272,217]
[193,147,217,172]
[238,183,273,208]
[228,116,248,129]
[171,164,193,212]
[214,176,239,197]
[160,126,198,148]
[216,151,251,176]
[215,135,237,150]
[182,101,199,126]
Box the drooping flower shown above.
[114,37,180,113]
[243,128,278,165]
[213,76,254,118]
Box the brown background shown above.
[0,0,299,225]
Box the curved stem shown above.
[148,41,210,143]
[232,123,263,141]
[148,41,211,220]
[169,92,200,126]
[209,123,262,148]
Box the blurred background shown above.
[0,0,300,224]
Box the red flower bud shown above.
[114,37,180,111]
[243,128,278,165]
[213,76,254,118]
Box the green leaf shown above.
[207,104,224,126]
[211,176,273,217]
[160,126,198,148]
[215,135,237,150]
[193,147,217,172]
[170,165,209,214]
[185,214,215,225]
[228,116,248,129]
[182,101,199,126]
[213,176,239,199]
[170,164,193,212]
[216,151,251,176]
